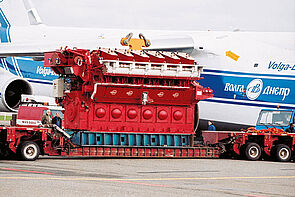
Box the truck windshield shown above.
[257,110,292,126]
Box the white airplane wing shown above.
[0,34,195,59]
[0,39,114,58]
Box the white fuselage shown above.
[189,32,295,128]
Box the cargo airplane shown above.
[0,0,294,130]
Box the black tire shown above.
[274,144,291,162]
[244,142,261,161]
[19,141,40,161]
[239,144,246,159]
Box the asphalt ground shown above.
[0,157,294,197]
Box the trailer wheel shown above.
[274,144,291,162]
[244,142,261,161]
[19,141,40,161]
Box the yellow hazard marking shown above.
[226,51,239,61]
[128,38,147,51]
[0,175,295,182]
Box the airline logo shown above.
[224,78,291,101]
[268,61,295,72]
[246,79,263,100]
[36,66,58,77]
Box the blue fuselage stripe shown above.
[204,99,293,109]
[203,68,295,78]
[28,80,53,85]
[0,8,11,43]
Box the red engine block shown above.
[45,48,213,134]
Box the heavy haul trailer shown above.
[1,119,294,161]
[203,109,295,162]
[203,131,295,162]
[1,111,295,161]
[0,126,220,160]
[0,47,219,160]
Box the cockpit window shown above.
[257,110,292,126]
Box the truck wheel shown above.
[244,142,261,161]
[274,144,291,162]
[19,141,40,161]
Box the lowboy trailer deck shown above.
[0,126,220,160]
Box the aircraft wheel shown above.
[19,141,40,161]
[244,142,261,161]
[274,144,291,162]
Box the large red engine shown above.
[45,48,213,134]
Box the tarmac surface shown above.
[0,157,294,197]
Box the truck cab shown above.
[255,109,295,131]
[16,106,48,127]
